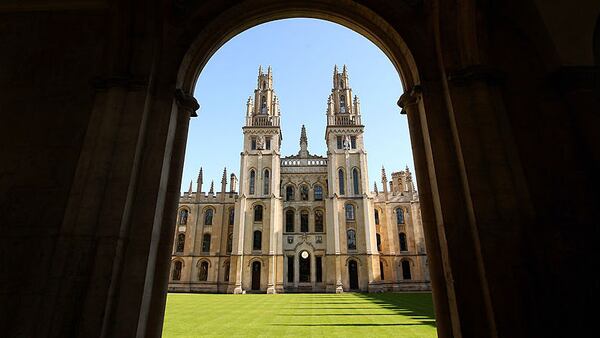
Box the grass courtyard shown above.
[163,292,437,338]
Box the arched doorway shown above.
[348,259,359,290]
[299,250,311,283]
[251,261,261,291]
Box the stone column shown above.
[398,85,453,337]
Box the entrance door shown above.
[299,251,311,283]
[348,260,359,290]
[251,261,261,290]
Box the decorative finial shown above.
[343,64,347,73]
[258,65,263,75]
[300,125,307,145]
[221,167,227,183]
[209,180,214,194]
[334,64,338,73]
[374,181,379,194]
[198,167,203,184]
[188,180,193,194]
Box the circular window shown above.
[301,250,309,259]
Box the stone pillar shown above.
[398,85,453,337]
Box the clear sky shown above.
[182,18,414,193]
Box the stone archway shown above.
[126,3,484,337]
[11,1,557,338]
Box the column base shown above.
[267,286,277,294]
[233,286,244,294]
[335,285,344,293]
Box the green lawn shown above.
[163,292,437,338]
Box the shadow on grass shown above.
[273,323,429,327]
[274,293,437,329]
[355,293,437,328]
[277,313,404,316]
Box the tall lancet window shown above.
[172,261,182,281]
[260,95,267,114]
[338,169,345,195]
[176,233,185,253]
[340,95,346,113]
[396,208,405,224]
[352,168,360,195]
[263,169,270,195]
[204,208,213,225]
[249,170,255,195]
[347,229,356,250]
[178,209,188,225]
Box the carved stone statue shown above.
[256,135,265,150]
[343,135,351,150]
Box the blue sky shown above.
[182,18,414,193]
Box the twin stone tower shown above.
[171,66,430,294]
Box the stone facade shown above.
[168,66,430,293]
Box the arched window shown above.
[178,209,188,225]
[286,185,294,201]
[300,210,309,232]
[253,230,262,251]
[338,169,345,195]
[402,260,412,280]
[226,233,233,253]
[198,261,208,281]
[263,169,270,195]
[399,232,408,251]
[300,185,309,201]
[202,233,211,252]
[352,168,360,195]
[176,233,185,253]
[396,208,405,224]
[347,229,356,250]
[204,208,213,225]
[380,260,385,280]
[376,233,382,252]
[260,95,267,113]
[315,210,324,232]
[254,205,263,222]
[228,208,235,226]
[314,185,323,200]
[374,209,380,225]
[345,204,355,221]
[340,94,346,112]
[172,261,182,281]
[224,261,230,282]
[285,210,294,232]
[249,170,255,195]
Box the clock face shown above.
[301,250,309,259]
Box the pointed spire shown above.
[267,65,272,75]
[195,167,204,200]
[334,64,338,74]
[300,125,307,145]
[342,64,347,74]
[221,167,227,195]
[381,165,389,198]
[209,180,214,194]
[188,180,193,194]
[299,125,308,157]
[374,181,379,195]
[258,65,263,75]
